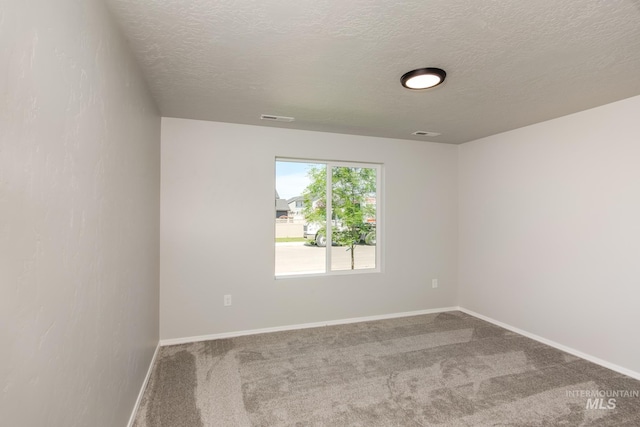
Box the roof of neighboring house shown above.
[275,190,290,212]
[287,196,304,204]
[276,198,290,212]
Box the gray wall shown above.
[160,118,459,340]
[459,95,640,376]
[0,0,160,426]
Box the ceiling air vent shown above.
[412,131,441,137]
[260,114,295,122]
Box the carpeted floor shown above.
[133,311,640,426]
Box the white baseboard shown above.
[458,307,640,381]
[127,342,160,427]
[159,306,460,346]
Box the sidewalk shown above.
[275,241,308,247]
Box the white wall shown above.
[459,95,640,375]
[161,118,458,340]
[0,1,160,426]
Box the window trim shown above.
[275,157,383,278]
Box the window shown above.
[275,159,381,277]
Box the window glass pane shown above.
[276,159,379,277]
[330,166,377,271]
[275,161,326,276]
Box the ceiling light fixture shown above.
[401,68,446,90]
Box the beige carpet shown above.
[133,311,640,426]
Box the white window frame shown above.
[275,157,383,278]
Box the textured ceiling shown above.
[106,0,640,144]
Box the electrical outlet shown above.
[432,279,438,289]
[224,294,232,306]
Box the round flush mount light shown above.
[400,67,447,90]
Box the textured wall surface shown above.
[160,118,458,340]
[0,1,160,426]
[459,95,640,376]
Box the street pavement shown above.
[275,243,376,275]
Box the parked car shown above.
[303,222,321,240]
[304,222,375,247]
[304,222,331,246]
